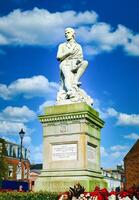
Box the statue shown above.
[56,27,93,106]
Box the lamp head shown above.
[19,129,25,139]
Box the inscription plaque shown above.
[52,143,77,161]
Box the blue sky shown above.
[0,0,139,168]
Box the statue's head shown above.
[65,27,75,41]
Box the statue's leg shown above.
[60,71,66,91]
[56,70,67,101]
[61,65,73,92]
[74,60,88,85]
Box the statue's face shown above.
[65,29,74,41]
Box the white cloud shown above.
[100,144,131,167]
[78,24,129,45]
[0,34,8,45]
[0,121,27,134]
[0,75,58,100]
[30,144,42,164]
[38,100,55,113]
[0,8,139,56]
[110,151,122,159]
[100,146,108,157]
[0,106,35,135]
[0,105,36,122]
[117,113,139,126]
[101,146,125,168]
[100,144,130,167]
[98,107,118,119]
[0,105,35,139]
[98,106,139,127]
[0,84,10,99]
[77,23,135,56]
[124,34,139,56]
[0,8,97,46]
[93,99,109,119]
[83,45,100,56]
[110,145,128,151]
[106,108,118,117]
[124,133,139,140]
[103,145,128,160]
[23,135,32,146]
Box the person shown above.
[57,27,88,98]
[19,185,23,192]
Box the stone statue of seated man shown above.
[57,27,88,99]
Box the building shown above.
[101,165,124,191]
[29,164,42,191]
[0,138,30,181]
[124,139,139,189]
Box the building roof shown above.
[0,137,27,149]
[30,163,42,170]
[124,139,139,160]
[101,165,124,172]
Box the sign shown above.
[87,144,96,163]
[52,143,77,161]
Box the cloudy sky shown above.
[0,0,139,168]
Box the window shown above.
[8,165,13,177]
[9,145,13,156]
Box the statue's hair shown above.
[65,27,75,35]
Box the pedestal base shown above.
[35,172,107,192]
[34,103,107,192]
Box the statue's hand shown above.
[76,60,81,65]
[68,45,77,55]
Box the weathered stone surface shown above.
[34,103,107,192]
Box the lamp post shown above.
[18,129,25,180]
[0,142,2,158]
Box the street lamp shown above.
[18,129,25,180]
[19,129,25,162]
[0,143,2,157]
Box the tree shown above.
[0,138,8,181]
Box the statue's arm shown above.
[73,44,83,63]
[57,44,71,62]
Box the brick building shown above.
[29,164,42,191]
[124,139,139,189]
[0,138,30,181]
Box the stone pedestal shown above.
[34,103,107,192]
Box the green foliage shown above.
[0,138,7,157]
[0,191,58,200]
[0,138,8,181]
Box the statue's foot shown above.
[67,90,75,98]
